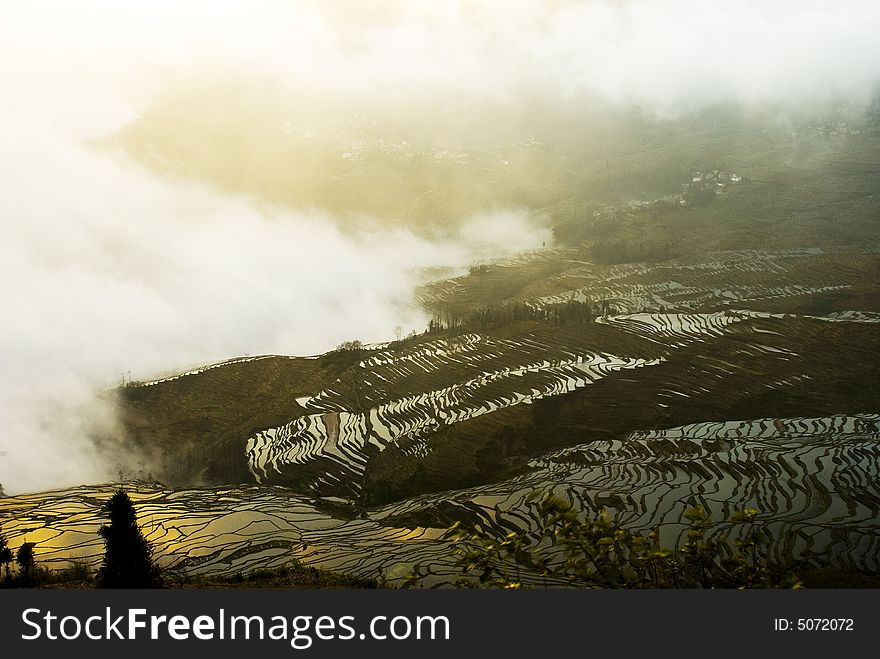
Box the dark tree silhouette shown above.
[16,542,36,584]
[0,532,12,583]
[97,490,162,588]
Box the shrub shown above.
[416,492,801,589]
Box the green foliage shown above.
[420,493,801,589]
[97,490,162,588]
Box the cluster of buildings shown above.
[682,169,745,196]
[812,121,861,137]
[588,167,749,222]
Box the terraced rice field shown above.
[420,244,880,316]
[246,339,660,496]
[2,409,878,585]
[1,245,878,585]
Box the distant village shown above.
[811,121,861,137]
[589,167,749,223]
[338,136,544,167]
[681,168,747,198]
[281,112,545,168]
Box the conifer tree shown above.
[0,532,12,583]
[15,542,36,584]
[97,490,162,588]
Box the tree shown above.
[97,490,162,588]
[416,492,800,589]
[16,542,36,585]
[0,532,12,583]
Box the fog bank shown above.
[1,0,877,494]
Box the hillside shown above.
[3,104,880,587]
[108,81,880,237]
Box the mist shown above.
[0,138,548,493]
[2,1,878,495]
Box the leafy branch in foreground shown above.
[410,492,801,589]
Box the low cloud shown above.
[2,0,878,494]
[0,132,544,494]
